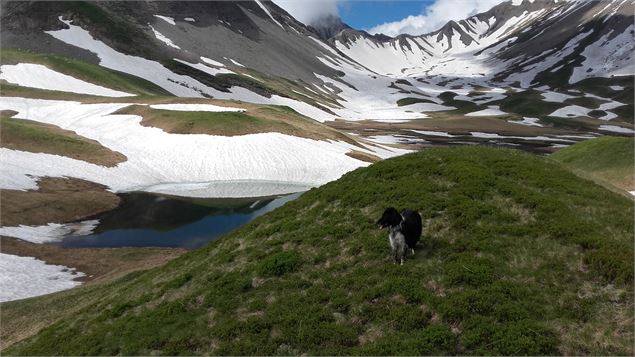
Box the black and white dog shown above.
[376,207,422,265]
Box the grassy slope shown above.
[2,147,633,356]
[115,104,357,145]
[0,48,171,96]
[396,97,436,107]
[551,136,634,194]
[497,89,565,117]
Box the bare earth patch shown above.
[346,150,382,163]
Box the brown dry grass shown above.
[0,177,120,227]
[113,104,360,147]
[346,150,382,163]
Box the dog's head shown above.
[376,207,402,228]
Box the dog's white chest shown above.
[388,233,397,249]
[388,230,403,249]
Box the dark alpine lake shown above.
[56,191,303,249]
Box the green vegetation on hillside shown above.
[567,76,635,124]
[564,96,609,109]
[120,105,288,136]
[496,89,565,117]
[0,48,171,96]
[396,97,435,107]
[2,147,632,355]
[438,91,483,114]
[115,104,358,145]
[551,136,634,194]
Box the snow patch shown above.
[570,25,635,83]
[410,130,457,137]
[148,104,245,112]
[173,58,234,75]
[254,0,284,29]
[154,15,176,25]
[201,57,225,67]
[509,117,543,127]
[46,18,217,97]
[0,220,98,244]
[149,25,181,49]
[548,105,590,118]
[144,180,312,198]
[0,97,377,197]
[465,106,508,117]
[366,135,424,145]
[598,125,635,134]
[0,253,85,302]
[366,135,403,145]
[470,132,574,142]
[541,91,574,103]
[228,58,245,67]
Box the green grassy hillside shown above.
[551,136,634,195]
[2,147,633,355]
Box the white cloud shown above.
[368,0,508,36]
[272,0,343,25]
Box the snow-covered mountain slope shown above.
[2,0,632,123]
[332,0,634,87]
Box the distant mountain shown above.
[0,0,340,85]
[306,14,350,41]
[3,0,632,89]
[1,0,633,124]
[331,0,634,87]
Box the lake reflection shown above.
[57,191,303,249]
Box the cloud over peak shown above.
[368,0,508,37]
[273,0,342,26]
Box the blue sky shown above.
[338,1,433,31]
[273,0,508,37]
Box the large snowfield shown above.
[0,97,393,197]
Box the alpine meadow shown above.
[0,1,633,355]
